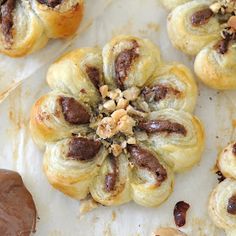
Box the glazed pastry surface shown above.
[30,35,204,208]
[165,0,236,90]
[0,0,84,57]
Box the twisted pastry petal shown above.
[43,137,107,199]
[0,0,48,57]
[30,92,91,149]
[194,41,236,90]
[160,0,192,10]
[217,143,236,179]
[138,109,205,172]
[103,35,161,90]
[209,178,236,230]
[47,48,103,107]
[128,144,174,207]
[142,63,197,112]
[167,0,221,56]
[89,153,131,206]
[31,0,83,38]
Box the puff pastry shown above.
[167,0,221,56]
[137,109,204,172]
[30,35,204,209]
[165,0,236,90]
[209,142,236,234]
[0,0,83,57]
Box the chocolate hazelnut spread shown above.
[138,120,187,136]
[127,145,167,184]
[232,143,236,155]
[142,85,180,103]
[60,96,90,125]
[227,195,236,215]
[37,0,63,8]
[115,40,139,89]
[0,169,37,236]
[86,66,100,89]
[67,137,101,161]
[191,8,213,26]
[1,0,16,43]
[105,155,117,192]
[215,38,231,54]
[216,171,225,183]
[174,201,190,227]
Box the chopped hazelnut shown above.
[228,16,236,30]
[126,105,147,118]
[116,98,129,109]
[99,85,109,98]
[117,115,136,135]
[111,109,127,123]
[111,144,122,157]
[123,87,140,101]
[96,117,116,139]
[209,2,221,13]
[103,100,116,112]
[127,137,136,144]
[108,89,122,100]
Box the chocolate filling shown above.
[1,0,16,43]
[138,120,187,136]
[0,169,37,236]
[142,85,181,103]
[174,201,190,227]
[67,137,101,161]
[115,40,139,89]
[191,8,213,26]
[216,171,225,183]
[227,195,236,215]
[232,143,236,155]
[127,145,167,184]
[86,66,100,89]
[214,29,236,54]
[59,96,90,125]
[105,155,117,192]
[36,0,62,8]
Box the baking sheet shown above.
[0,0,235,235]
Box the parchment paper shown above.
[0,0,235,235]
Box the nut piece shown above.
[123,87,140,101]
[108,89,122,100]
[100,85,109,98]
[111,144,122,157]
[103,100,116,112]
[117,115,136,135]
[127,137,136,144]
[96,117,116,139]
[209,2,221,13]
[153,227,187,236]
[228,16,236,30]
[111,109,127,123]
[126,105,147,118]
[116,98,129,109]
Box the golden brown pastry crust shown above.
[0,0,84,57]
[30,35,204,209]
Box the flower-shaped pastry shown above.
[30,35,205,208]
[163,0,236,90]
[0,0,83,57]
[209,143,236,235]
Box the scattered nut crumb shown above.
[96,117,116,139]
[127,137,136,144]
[100,85,109,98]
[111,109,127,123]
[228,16,236,30]
[126,105,147,118]
[111,144,122,157]
[123,87,140,101]
[103,100,116,112]
[117,115,136,135]
[116,98,129,109]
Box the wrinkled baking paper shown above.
[0,0,235,235]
